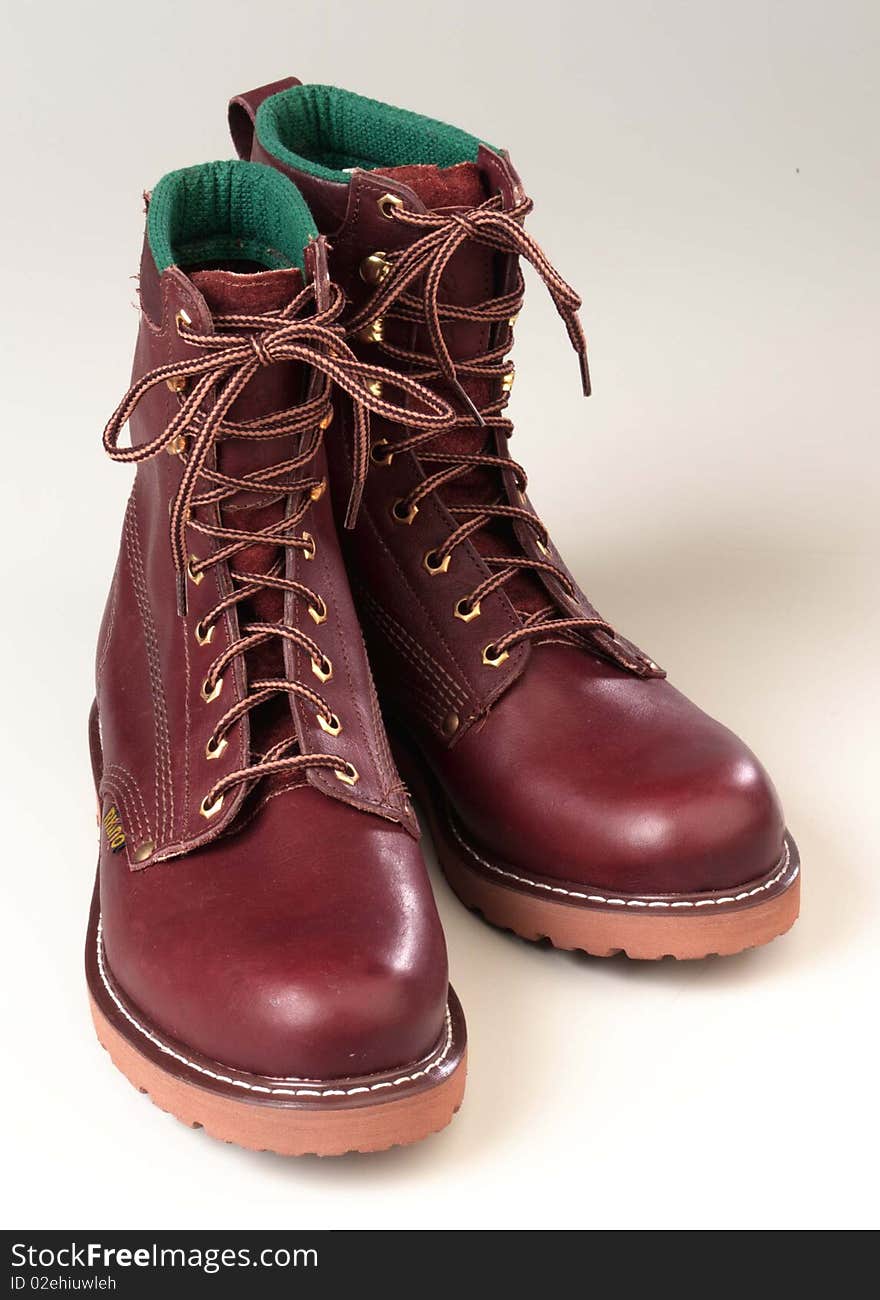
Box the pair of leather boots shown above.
[87,77,801,1156]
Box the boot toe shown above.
[101,789,449,1081]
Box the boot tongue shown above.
[378,161,488,210]
[377,164,549,615]
[190,267,307,764]
[191,266,300,313]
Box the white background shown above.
[2,0,877,1230]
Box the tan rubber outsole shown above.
[442,846,800,960]
[89,992,467,1157]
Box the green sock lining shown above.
[147,160,317,273]
[255,84,489,185]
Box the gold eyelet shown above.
[536,537,551,557]
[187,556,203,586]
[199,792,224,819]
[356,317,385,345]
[201,675,223,703]
[371,439,393,465]
[318,712,342,737]
[132,840,155,864]
[377,193,404,219]
[302,532,316,560]
[175,308,192,333]
[312,654,333,684]
[482,643,510,668]
[165,375,187,394]
[205,735,228,761]
[309,480,326,502]
[455,597,481,623]
[165,434,187,455]
[308,597,327,626]
[366,378,383,399]
[195,619,215,646]
[424,549,451,575]
[335,761,360,786]
[319,407,334,430]
[508,312,520,327]
[391,499,418,525]
[359,252,391,285]
[501,366,515,395]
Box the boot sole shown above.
[395,742,801,961]
[86,884,467,1156]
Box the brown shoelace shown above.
[346,195,616,660]
[103,279,456,814]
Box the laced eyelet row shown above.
[104,278,455,830]
[337,195,621,699]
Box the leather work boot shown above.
[87,159,466,1155]
[230,80,801,960]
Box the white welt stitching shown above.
[449,820,797,910]
[96,918,453,1098]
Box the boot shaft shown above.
[231,81,659,747]
[96,160,417,868]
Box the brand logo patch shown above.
[102,805,127,853]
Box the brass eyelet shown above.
[391,499,418,525]
[371,439,393,466]
[319,407,334,430]
[205,735,228,761]
[175,308,192,333]
[359,252,391,285]
[132,840,155,864]
[356,318,385,344]
[302,532,316,560]
[377,193,404,219]
[187,556,203,586]
[367,378,384,399]
[424,549,451,575]
[508,311,520,327]
[318,712,342,737]
[195,619,215,646]
[201,675,223,703]
[536,536,551,557]
[455,597,481,623]
[165,375,187,394]
[309,479,327,502]
[312,654,333,684]
[308,597,327,626]
[165,433,187,455]
[199,792,224,819]
[335,761,360,786]
[482,643,510,668]
[501,366,515,395]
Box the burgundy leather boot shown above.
[230,80,801,961]
[87,160,466,1155]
